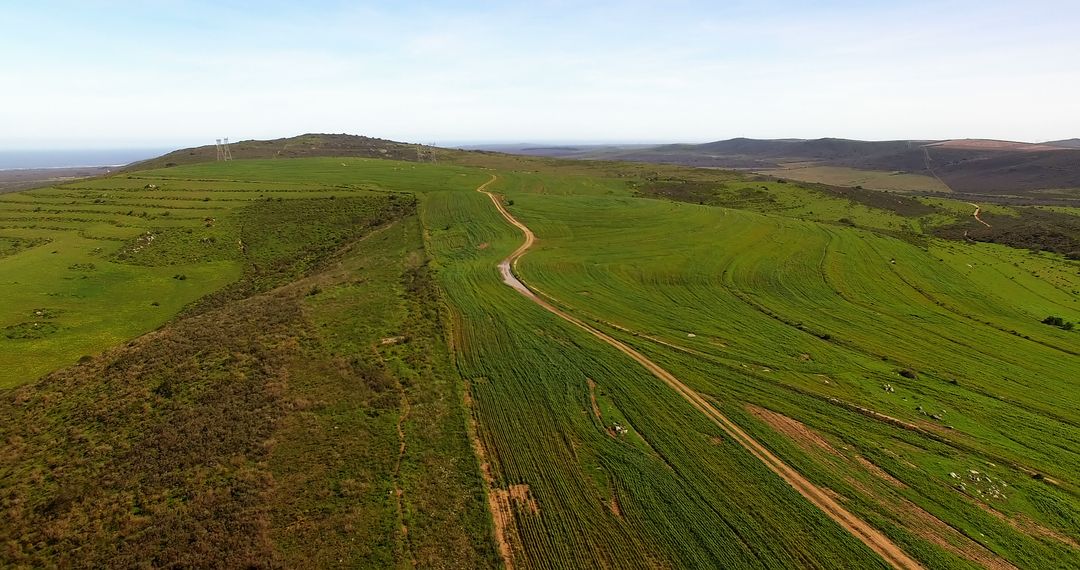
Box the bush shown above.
[898,368,918,379]
[1042,315,1074,330]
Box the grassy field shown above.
[498,168,1080,567]
[760,164,952,193]
[1,153,1077,567]
[0,173,496,566]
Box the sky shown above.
[3,0,1079,149]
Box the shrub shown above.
[1042,315,1074,330]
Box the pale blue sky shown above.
[3,1,1078,148]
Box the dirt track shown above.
[966,202,992,228]
[476,175,922,569]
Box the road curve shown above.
[966,202,992,228]
[476,175,922,570]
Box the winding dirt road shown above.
[476,175,922,569]
[966,202,992,228]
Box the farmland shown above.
[758,165,951,194]
[1,149,1078,567]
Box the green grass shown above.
[500,173,1079,567]
[1,153,1077,568]
[760,164,951,193]
[0,189,495,567]
[0,160,419,386]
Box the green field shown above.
[1,153,1078,567]
[760,164,952,193]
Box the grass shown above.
[1,152,1077,568]
[0,161,419,386]
[760,164,951,193]
[500,172,1079,567]
[0,190,496,567]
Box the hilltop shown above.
[125,133,430,171]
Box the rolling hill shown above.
[1044,138,1080,149]
[125,133,430,170]
[1,138,1077,568]
[480,137,1080,197]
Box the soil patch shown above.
[747,404,840,457]
[978,503,1079,549]
[855,455,907,488]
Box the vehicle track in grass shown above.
[476,174,923,570]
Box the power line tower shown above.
[222,137,233,161]
[215,139,224,161]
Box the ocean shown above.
[0,149,173,170]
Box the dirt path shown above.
[476,175,923,570]
[966,202,992,228]
[922,147,954,193]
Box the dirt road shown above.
[476,175,922,569]
[966,202,992,228]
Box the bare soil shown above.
[462,377,516,568]
[746,404,840,457]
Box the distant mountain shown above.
[926,139,1065,152]
[668,137,932,160]
[1043,138,1080,149]
[130,134,1080,197]
[482,137,1080,196]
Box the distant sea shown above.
[0,149,172,170]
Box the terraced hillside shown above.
[1,153,1077,568]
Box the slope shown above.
[0,164,497,567]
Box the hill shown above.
[482,137,1080,198]
[1044,138,1080,149]
[125,133,429,171]
[1,143,1078,568]
[0,166,114,194]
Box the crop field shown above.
[1,153,1077,567]
[497,169,1080,567]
